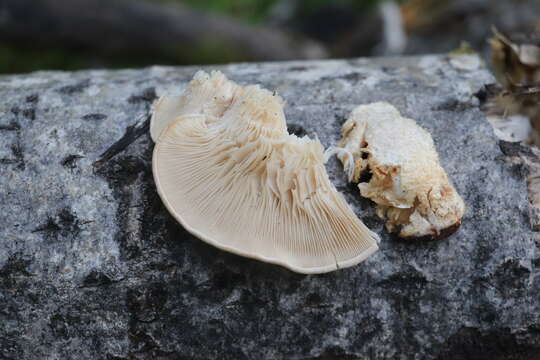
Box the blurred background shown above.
[3,0,540,146]
[1,0,539,74]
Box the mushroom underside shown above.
[151,71,380,274]
[153,115,379,273]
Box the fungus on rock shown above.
[151,71,379,274]
[329,102,464,240]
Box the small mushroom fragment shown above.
[152,71,379,274]
[329,102,464,240]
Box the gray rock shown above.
[1,55,539,360]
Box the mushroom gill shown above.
[152,71,379,273]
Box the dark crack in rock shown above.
[436,327,540,360]
[61,154,84,169]
[56,79,91,95]
[82,113,107,121]
[1,55,539,359]
[127,87,157,104]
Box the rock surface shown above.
[1,55,539,360]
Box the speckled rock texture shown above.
[1,55,539,360]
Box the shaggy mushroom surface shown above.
[332,102,465,239]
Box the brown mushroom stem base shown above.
[395,220,462,242]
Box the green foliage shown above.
[450,41,475,55]
[0,45,173,74]
[0,46,91,74]
[161,0,278,23]
[0,0,403,73]
[301,0,389,11]
[155,0,397,23]
[176,37,248,64]
[0,40,248,74]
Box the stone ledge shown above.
[1,55,539,359]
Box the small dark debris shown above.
[336,181,362,196]
[82,113,107,121]
[10,106,20,115]
[210,269,246,291]
[0,158,18,165]
[494,259,531,282]
[474,83,501,107]
[432,98,475,111]
[499,140,535,159]
[503,84,540,97]
[94,115,150,166]
[0,253,33,278]
[127,283,169,323]
[22,108,35,120]
[381,66,398,75]
[287,66,310,72]
[61,154,84,169]
[339,72,366,82]
[436,326,540,360]
[306,346,359,360]
[507,163,527,180]
[49,314,70,339]
[304,293,330,308]
[321,72,366,83]
[377,270,428,292]
[95,155,146,188]
[128,87,157,104]
[358,169,373,183]
[334,113,348,125]
[25,94,39,104]
[11,143,23,159]
[56,79,91,95]
[361,215,383,229]
[81,270,114,288]
[32,217,61,234]
[288,123,307,137]
[1,143,25,170]
[58,208,77,229]
[32,208,84,241]
[12,143,24,163]
[0,121,20,131]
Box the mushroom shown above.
[328,102,464,240]
[151,71,379,273]
[150,71,239,142]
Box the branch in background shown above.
[0,0,326,64]
[379,1,407,55]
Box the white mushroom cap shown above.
[152,72,379,273]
